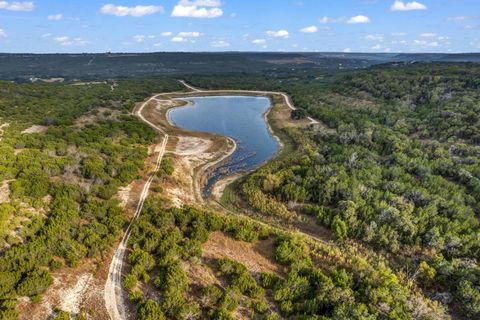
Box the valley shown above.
[0,57,479,320]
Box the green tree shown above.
[137,299,165,320]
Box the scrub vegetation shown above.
[123,198,447,319]
[0,59,479,320]
[190,63,480,318]
[0,78,181,319]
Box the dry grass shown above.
[21,125,48,134]
[202,231,282,275]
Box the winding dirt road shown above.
[103,81,319,320]
[104,96,169,320]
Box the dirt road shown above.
[104,95,169,320]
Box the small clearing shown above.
[202,232,282,275]
[116,184,132,208]
[183,260,220,288]
[0,122,9,141]
[21,125,48,134]
[58,273,93,314]
[0,180,11,203]
[18,264,98,320]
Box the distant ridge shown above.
[0,52,479,81]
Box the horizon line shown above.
[1,51,480,55]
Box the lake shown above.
[168,96,280,197]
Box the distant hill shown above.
[0,52,479,81]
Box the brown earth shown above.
[202,231,282,276]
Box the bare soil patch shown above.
[17,260,108,320]
[21,125,48,134]
[0,180,11,203]
[202,232,282,275]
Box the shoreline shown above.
[166,95,281,202]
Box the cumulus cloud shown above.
[210,40,230,48]
[300,25,318,33]
[391,32,407,36]
[343,48,352,53]
[252,39,266,44]
[100,4,164,17]
[0,28,6,38]
[0,1,34,11]
[266,29,289,38]
[161,31,172,37]
[48,14,63,21]
[171,0,223,18]
[391,1,427,11]
[420,32,436,37]
[54,36,90,46]
[347,15,370,24]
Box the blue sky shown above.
[0,0,479,53]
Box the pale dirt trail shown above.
[178,79,201,92]
[104,95,168,320]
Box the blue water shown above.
[168,96,280,197]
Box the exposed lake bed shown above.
[168,96,280,197]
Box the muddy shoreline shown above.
[164,94,281,202]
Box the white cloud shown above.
[54,36,90,46]
[465,25,480,30]
[252,39,266,44]
[211,40,230,48]
[413,39,440,47]
[319,16,343,23]
[0,1,34,11]
[366,34,384,42]
[133,35,155,42]
[371,44,391,52]
[300,25,318,33]
[48,14,63,21]
[448,16,480,23]
[347,15,370,24]
[171,0,223,18]
[171,36,186,42]
[0,28,6,38]
[420,32,436,37]
[100,4,164,17]
[266,29,289,38]
[177,31,201,37]
[161,31,172,37]
[192,0,221,6]
[41,33,51,38]
[391,1,427,11]
[391,32,407,36]
[343,48,352,53]
[171,31,202,43]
